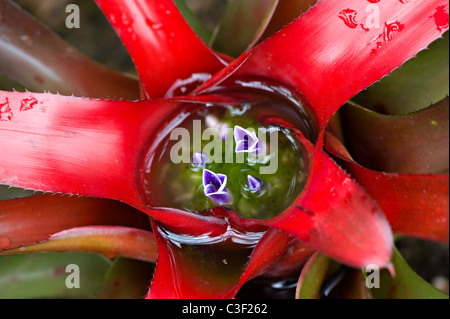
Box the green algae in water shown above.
[144,104,308,220]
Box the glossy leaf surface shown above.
[94,0,226,98]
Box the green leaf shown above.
[97,257,154,299]
[370,247,449,299]
[0,252,111,299]
[211,0,278,57]
[173,0,212,43]
[341,97,449,174]
[353,32,449,115]
[260,0,317,42]
[295,252,331,299]
[0,185,35,200]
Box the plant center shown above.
[142,80,316,220]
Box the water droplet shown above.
[20,97,38,112]
[371,21,405,55]
[109,14,117,25]
[338,9,358,29]
[383,20,405,42]
[20,34,33,47]
[165,73,212,97]
[145,18,163,31]
[431,5,449,32]
[0,98,13,121]
[367,0,380,3]
[121,13,131,26]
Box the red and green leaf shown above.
[0,194,149,249]
[341,97,449,174]
[353,31,449,115]
[0,226,158,263]
[325,132,449,243]
[0,0,139,99]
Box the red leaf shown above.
[0,91,179,206]
[256,119,393,268]
[141,207,228,236]
[325,132,449,243]
[263,239,315,279]
[0,194,149,250]
[197,0,449,132]
[236,228,291,289]
[94,0,227,99]
[347,166,449,243]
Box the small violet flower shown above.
[192,152,209,167]
[203,169,230,204]
[234,126,261,154]
[247,175,263,193]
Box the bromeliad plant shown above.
[0,0,448,299]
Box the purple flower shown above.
[202,169,230,204]
[234,126,261,154]
[192,152,209,167]
[247,175,263,193]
